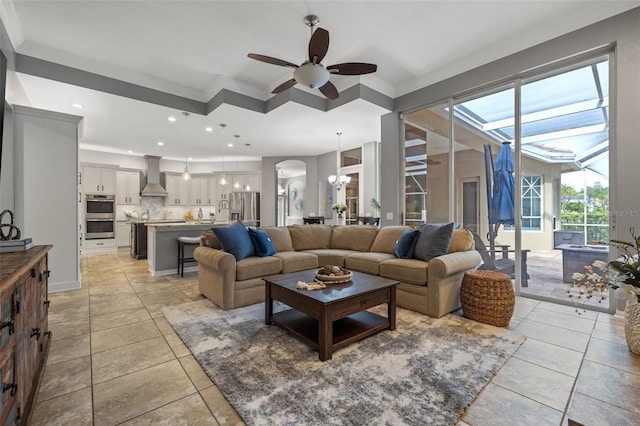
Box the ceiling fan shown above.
[247,15,377,100]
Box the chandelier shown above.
[181,112,191,181]
[328,132,351,190]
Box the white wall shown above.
[14,106,82,292]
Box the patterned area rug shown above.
[162,300,525,426]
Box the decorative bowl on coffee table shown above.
[314,265,353,284]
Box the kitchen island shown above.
[146,221,228,276]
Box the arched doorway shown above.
[275,160,306,226]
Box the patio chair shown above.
[470,231,530,287]
[303,216,325,224]
[356,216,380,226]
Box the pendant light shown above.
[219,123,227,185]
[328,132,351,190]
[181,112,191,181]
[233,135,241,189]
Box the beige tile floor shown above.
[31,248,640,425]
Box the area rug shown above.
[162,300,525,426]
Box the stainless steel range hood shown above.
[140,155,167,197]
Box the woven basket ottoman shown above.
[461,269,515,327]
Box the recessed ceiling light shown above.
[157,141,164,146]
[205,127,213,132]
[127,150,133,154]
[168,116,176,122]
[227,143,234,148]
[188,157,193,161]
[72,103,83,109]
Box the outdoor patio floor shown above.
[519,249,612,312]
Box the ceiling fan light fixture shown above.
[293,62,330,88]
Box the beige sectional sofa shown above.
[194,224,482,318]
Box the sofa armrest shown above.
[194,246,237,309]
[194,246,235,271]
[425,250,482,318]
[428,251,482,278]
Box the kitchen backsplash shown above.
[116,198,227,221]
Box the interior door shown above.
[459,177,479,233]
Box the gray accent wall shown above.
[380,112,402,226]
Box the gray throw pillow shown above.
[413,223,454,262]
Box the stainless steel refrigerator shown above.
[229,192,260,227]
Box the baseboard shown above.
[150,265,199,277]
[49,280,81,293]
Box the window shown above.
[521,176,542,230]
[504,175,542,231]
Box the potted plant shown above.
[331,203,347,218]
[568,227,640,353]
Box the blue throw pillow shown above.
[393,229,419,258]
[212,221,254,261]
[248,228,276,257]
[413,223,454,262]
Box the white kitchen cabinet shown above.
[83,166,117,194]
[189,175,209,205]
[207,175,219,205]
[213,174,231,200]
[163,173,190,206]
[232,174,260,192]
[116,170,140,205]
[116,221,131,247]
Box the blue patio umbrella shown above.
[490,142,516,226]
[484,142,515,247]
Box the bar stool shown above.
[177,236,201,277]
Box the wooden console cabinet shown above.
[0,246,52,425]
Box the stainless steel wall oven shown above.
[85,194,115,239]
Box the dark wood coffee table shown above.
[264,270,398,361]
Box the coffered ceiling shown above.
[3,1,638,162]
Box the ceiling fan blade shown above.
[327,62,377,75]
[308,28,329,64]
[271,78,298,94]
[319,81,339,100]
[247,53,298,69]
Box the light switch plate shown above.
[386,212,393,220]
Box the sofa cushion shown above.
[393,229,419,258]
[261,226,294,252]
[448,228,474,253]
[345,252,396,275]
[413,223,454,262]
[212,221,254,261]
[301,249,357,267]
[288,224,333,250]
[235,256,282,281]
[380,258,429,285]
[330,225,379,251]
[248,228,276,257]
[273,251,319,274]
[370,226,411,254]
[201,229,222,249]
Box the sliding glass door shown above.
[403,53,612,312]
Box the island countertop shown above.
[144,221,229,229]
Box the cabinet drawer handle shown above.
[0,320,14,334]
[3,383,17,397]
[31,328,41,339]
[39,270,51,282]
